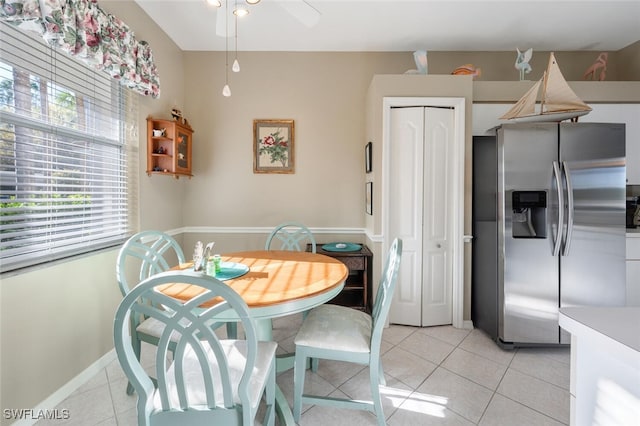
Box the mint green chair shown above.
[116,230,186,395]
[265,221,317,253]
[116,230,185,297]
[114,270,277,426]
[116,231,238,395]
[293,238,402,425]
[265,222,316,326]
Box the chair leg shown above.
[310,357,319,372]
[378,362,386,386]
[265,360,276,426]
[293,351,307,422]
[127,334,143,395]
[370,366,386,426]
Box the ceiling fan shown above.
[210,0,321,38]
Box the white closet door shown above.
[422,106,454,326]
[388,107,424,326]
[388,106,455,326]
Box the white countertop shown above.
[559,307,640,361]
[560,307,640,426]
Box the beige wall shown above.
[181,51,413,229]
[1,0,639,419]
[617,40,640,81]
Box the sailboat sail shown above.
[500,53,591,122]
[543,54,591,114]
[500,77,542,120]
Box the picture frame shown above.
[365,181,373,215]
[365,141,372,173]
[253,119,295,174]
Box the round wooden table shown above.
[161,250,349,426]
[162,250,348,327]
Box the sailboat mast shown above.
[540,53,555,114]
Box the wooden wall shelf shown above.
[146,116,194,179]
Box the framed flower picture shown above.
[253,119,295,174]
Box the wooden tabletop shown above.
[161,250,349,308]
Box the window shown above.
[0,22,137,273]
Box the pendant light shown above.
[232,0,240,72]
[218,0,260,96]
[222,0,231,97]
[233,1,249,17]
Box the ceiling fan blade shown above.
[277,0,321,28]
[215,2,236,37]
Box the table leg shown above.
[276,353,295,373]
[255,318,274,341]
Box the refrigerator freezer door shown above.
[559,123,626,343]
[498,124,560,344]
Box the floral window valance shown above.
[0,0,160,98]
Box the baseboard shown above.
[9,350,116,426]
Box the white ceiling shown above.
[134,0,640,52]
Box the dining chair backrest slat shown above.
[116,230,186,296]
[265,221,317,253]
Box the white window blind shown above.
[0,22,136,273]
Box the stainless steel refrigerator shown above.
[472,122,626,347]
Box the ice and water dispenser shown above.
[511,190,547,238]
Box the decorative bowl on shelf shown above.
[321,242,362,252]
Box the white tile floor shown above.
[36,314,570,425]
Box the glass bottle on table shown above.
[213,254,222,274]
[206,257,216,276]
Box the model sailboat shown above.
[500,52,592,122]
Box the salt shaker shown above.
[193,241,204,271]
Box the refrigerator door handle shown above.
[552,161,564,257]
[562,160,574,256]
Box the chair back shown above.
[265,221,316,253]
[370,238,402,348]
[116,230,186,296]
[114,270,263,425]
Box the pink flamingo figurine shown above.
[583,53,608,81]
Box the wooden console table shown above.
[308,243,373,313]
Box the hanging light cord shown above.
[222,0,231,96]
[232,0,240,72]
[225,0,229,80]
